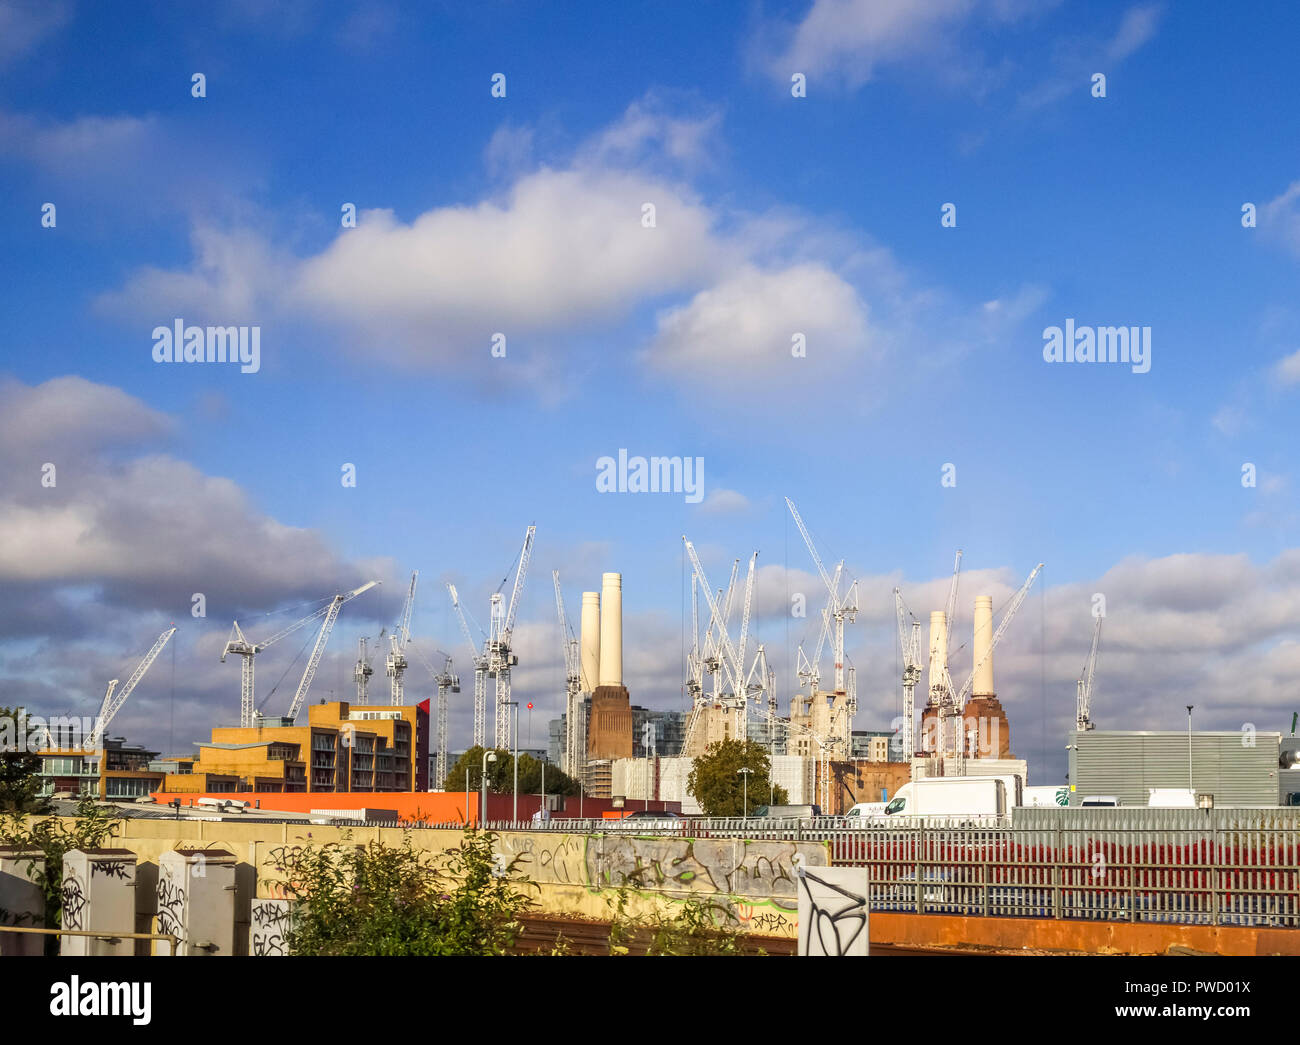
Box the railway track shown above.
[513,916,958,955]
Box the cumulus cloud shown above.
[699,488,752,515]
[643,263,871,381]
[1262,182,1300,258]
[0,377,391,624]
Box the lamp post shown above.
[738,766,753,820]
[507,702,520,823]
[1186,705,1195,795]
[540,757,546,823]
[481,749,497,826]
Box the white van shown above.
[844,802,887,823]
[1148,788,1197,808]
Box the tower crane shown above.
[944,550,963,665]
[286,581,379,722]
[894,588,923,764]
[447,583,489,748]
[354,636,376,705]
[785,498,858,733]
[682,539,756,744]
[488,525,536,749]
[387,571,418,705]
[224,588,372,728]
[1076,613,1102,733]
[86,626,176,751]
[411,642,460,789]
[552,570,584,779]
[940,563,1044,773]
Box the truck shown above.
[1021,785,1070,808]
[883,776,1009,819]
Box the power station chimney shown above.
[580,591,600,692]
[972,595,994,697]
[598,572,622,687]
[927,610,949,701]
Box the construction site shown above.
[31,498,1073,818]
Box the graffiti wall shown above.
[495,831,828,935]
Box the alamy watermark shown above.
[152,318,261,374]
[1042,319,1150,374]
[0,710,102,753]
[596,449,704,503]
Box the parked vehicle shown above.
[1080,795,1119,807]
[750,804,822,818]
[844,802,887,823]
[1021,785,1070,808]
[883,777,1008,818]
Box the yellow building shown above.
[170,701,424,795]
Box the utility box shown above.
[250,898,294,956]
[156,848,237,956]
[0,846,45,956]
[61,849,137,956]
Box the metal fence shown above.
[367,808,1300,929]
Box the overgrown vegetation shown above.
[275,827,536,955]
[687,739,788,817]
[604,884,749,956]
[0,796,120,954]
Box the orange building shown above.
[162,701,426,795]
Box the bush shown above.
[276,827,536,956]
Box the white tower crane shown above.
[552,570,584,779]
[447,583,489,748]
[354,636,376,705]
[86,626,176,751]
[285,581,379,722]
[387,571,418,705]
[894,588,923,764]
[1076,613,1102,733]
[411,642,460,789]
[785,499,858,735]
[224,589,372,729]
[489,525,536,750]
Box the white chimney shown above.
[598,572,622,687]
[580,591,600,693]
[927,610,948,700]
[973,595,994,697]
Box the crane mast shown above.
[447,583,489,748]
[785,499,858,752]
[223,595,340,728]
[553,570,584,779]
[387,571,418,705]
[490,524,536,749]
[355,637,375,704]
[894,588,922,765]
[1076,613,1102,732]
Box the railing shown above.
[337,808,1300,930]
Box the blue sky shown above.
[3,0,1300,782]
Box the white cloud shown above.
[1262,182,1300,258]
[699,488,751,515]
[642,262,871,380]
[1274,348,1300,385]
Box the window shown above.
[885,797,906,815]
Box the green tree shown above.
[0,706,50,815]
[443,746,579,797]
[687,739,787,817]
[278,828,535,956]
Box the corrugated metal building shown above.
[1068,729,1284,807]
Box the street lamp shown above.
[506,702,520,823]
[738,767,753,820]
[1186,705,1195,795]
[481,750,498,826]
